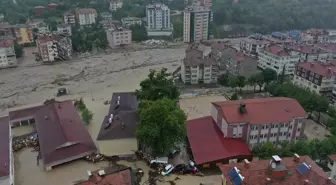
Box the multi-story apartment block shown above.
[293,62,336,98]
[211,97,307,148]
[109,0,123,11]
[220,154,334,185]
[100,12,113,20]
[146,4,172,36]
[0,40,17,69]
[264,32,296,45]
[225,51,258,77]
[76,8,97,26]
[198,0,212,8]
[258,44,300,75]
[288,44,329,62]
[316,43,336,59]
[121,17,142,28]
[63,12,76,25]
[181,43,218,84]
[36,35,72,62]
[56,24,72,36]
[106,27,132,47]
[26,19,49,34]
[183,5,211,43]
[240,34,270,57]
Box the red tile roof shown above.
[288,44,328,54]
[0,116,9,178]
[219,155,334,185]
[213,97,307,125]
[76,167,133,185]
[316,43,336,52]
[187,116,252,165]
[245,38,270,45]
[297,62,336,77]
[328,154,336,161]
[232,52,255,63]
[264,44,291,56]
[77,8,97,15]
[35,100,97,167]
[0,40,14,47]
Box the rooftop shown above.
[288,44,328,54]
[264,35,296,44]
[328,154,336,161]
[212,97,307,125]
[9,104,43,121]
[296,62,336,77]
[35,100,97,166]
[75,166,133,185]
[264,44,291,57]
[316,43,336,52]
[187,116,252,165]
[219,155,334,185]
[0,40,14,47]
[245,38,270,45]
[97,92,139,140]
[77,8,97,15]
[0,116,9,178]
[37,35,60,43]
[184,43,217,66]
[231,52,255,63]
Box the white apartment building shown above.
[240,35,270,57]
[76,8,97,26]
[183,5,211,43]
[109,0,123,11]
[36,35,72,62]
[26,19,49,34]
[57,24,72,36]
[211,97,307,149]
[328,154,336,182]
[287,44,329,62]
[0,40,17,69]
[146,3,172,36]
[258,44,300,75]
[121,17,142,28]
[106,27,132,47]
[64,12,76,24]
[181,43,218,84]
[293,62,336,99]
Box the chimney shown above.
[328,68,332,73]
[294,153,300,162]
[244,159,250,169]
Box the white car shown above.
[161,164,175,176]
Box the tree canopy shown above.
[136,98,187,156]
[71,25,108,52]
[135,68,180,101]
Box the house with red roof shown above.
[76,8,97,26]
[219,154,335,185]
[316,43,336,59]
[74,166,133,185]
[293,61,336,99]
[187,97,307,168]
[240,35,270,57]
[258,44,300,75]
[287,43,329,62]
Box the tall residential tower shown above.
[146,3,172,36]
[183,5,211,43]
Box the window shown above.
[280,132,283,136]
[289,125,292,129]
[281,123,284,127]
[297,128,301,132]
[254,135,257,139]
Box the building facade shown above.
[183,5,211,43]
[121,17,142,28]
[63,12,76,25]
[181,43,219,84]
[56,24,72,36]
[76,9,97,26]
[211,97,307,148]
[26,19,49,34]
[36,35,72,62]
[258,44,300,75]
[225,52,258,77]
[146,3,172,36]
[240,34,270,57]
[288,44,329,62]
[106,28,132,47]
[0,40,17,69]
[109,0,123,11]
[293,62,336,98]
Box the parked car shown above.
[168,149,180,158]
[150,157,168,168]
[161,164,175,176]
[172,164,186,173]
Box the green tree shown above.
[14,41,24,58]
[129,24,148,42]
[81,108,93,125]
[218,73,229,86]
[135,68,180,101]
[237,76,246,93]
[136,98,187,156]
[228,75,239,92]
[230,93,239,100]
[248,74,257,92]
[262,68,277,84]
[255,73,264,92]
[254,142,277,159]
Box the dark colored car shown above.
[168,149,180,158]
